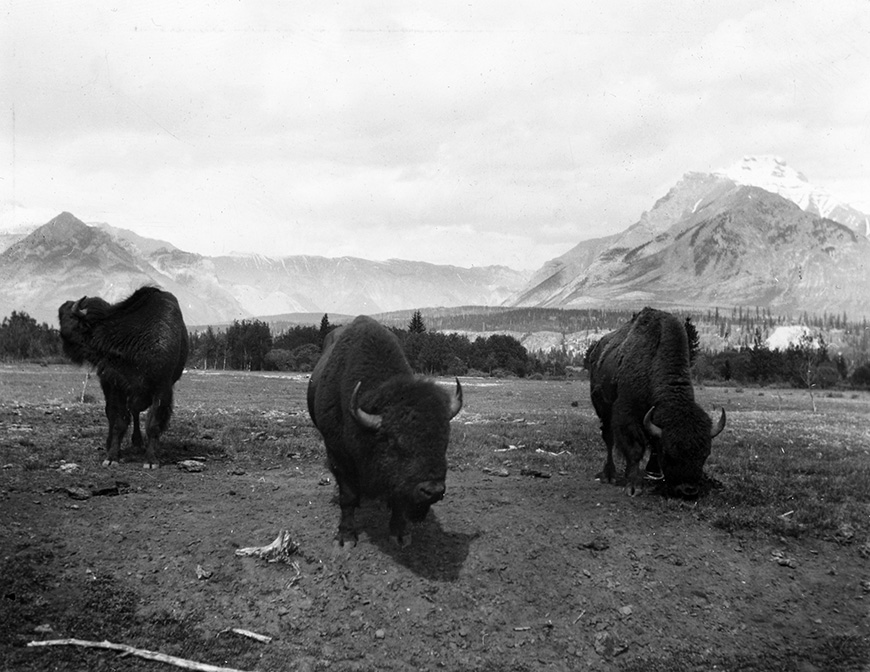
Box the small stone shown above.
[90,482,120,497]
[374,629,385,639]
[836,523,855,543]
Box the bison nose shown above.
[415,480,446,503]
[673,483,700,499]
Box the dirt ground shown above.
[1,365,869,671]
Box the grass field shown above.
[2,364,870,671]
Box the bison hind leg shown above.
[141,389,174,469]
[102,383,129,467]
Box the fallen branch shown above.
[219,628,273,644]
[27,638,251,672]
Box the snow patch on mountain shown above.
[718,155,867,232]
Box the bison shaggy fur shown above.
[307,315,463,546]
[587,307,725,497]
[58,286,188,469]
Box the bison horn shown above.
[643,406,662,438]
[71,297,88,317]
[711,408,726,438]
[448,377,463,419]
[350,382,382,431]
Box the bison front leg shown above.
[644,436,664,480]
[335,481,360,547]
[613,425,646,496]
[131,412,143,450]
[388,506,411,548]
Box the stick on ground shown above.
[27,638,252,672]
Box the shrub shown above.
[264,349,294,371]
[852,363,870,388]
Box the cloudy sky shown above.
[2,1,868,270]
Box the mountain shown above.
[0,212,530,326]
[0,212,246,326]
[720,155,870,237]
[0,228,35,254]
[508,158,870,318]
[94,223,179,256]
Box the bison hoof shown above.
[101,459,119,467]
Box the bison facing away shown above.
[587,307,725,498]
[307,316,463,546]
[58,287,189,469]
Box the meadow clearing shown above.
[2,364,869,671]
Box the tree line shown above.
[187,311,532,377]
[0,312,64,361]
[3,306,870,388]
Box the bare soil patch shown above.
[1,365,869,671]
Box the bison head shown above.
[644,405,725,498]
[57,296,110,365]
[350,377,462,539]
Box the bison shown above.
[58,286,188,469]
[307,315,463,546]
[587,307,725,498]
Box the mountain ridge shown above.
[0,213,530,325]
[507,158,870,319]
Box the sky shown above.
[2,1,869,270]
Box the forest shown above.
[2,306,869,388]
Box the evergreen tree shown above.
[319,314,331,347]
[0,311,61,361]
[226,319,272,370]
[409,310,426,334]
[684,317,700,365]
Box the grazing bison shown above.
[307,315,463,546]
[587,307,725,497]
[58,287,188,469]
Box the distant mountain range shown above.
[509,156,870,319]
[2,155,868,327]
[0,213,529,326]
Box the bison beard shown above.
[588,307,725,498]
[308,316,462,547]
[58,287,188,469]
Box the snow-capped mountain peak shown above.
[716,155,868,235]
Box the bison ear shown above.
[448,377,463,419]
[711,408,726,438]
[643,406,662,438]
[350,381,382,431]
